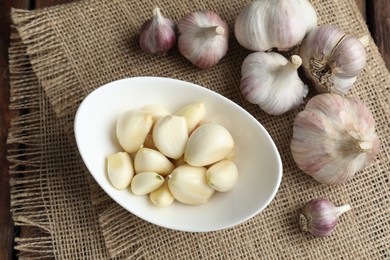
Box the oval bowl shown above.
[74,77,282,232]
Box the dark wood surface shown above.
[0,1,389,259]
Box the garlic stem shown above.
[152,6,162,19]
[335,204,351,218]
[358,35,370,48]
[202,25,225,37]
[280,55,302,76]
[358,141,372,152]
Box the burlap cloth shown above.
[7,0,389,259]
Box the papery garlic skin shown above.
[185,123,234,167]
[131,172,164,196]
[299,25,367,95]
[107,152,134,190]
[234,0,317,51]
[206,160,238,192]
[178,10,229,69]
[116,109,153,153]
[299,198,351,237]
[240,53,308,115]
[150,179,174,207]
[291,93,380,185]
[168,164,214,205]
[139,7,176,54]
[134,147,175,176]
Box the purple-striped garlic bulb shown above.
[299,25,368,95]
[291,93,380,185]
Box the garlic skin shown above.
[291,93,380,185]
[168,164,214,205]
[206,160,238,192]
[299,198,351,237]
[299,25,367,95]
[116,109,153,153]
[175,102,205,133]
[150,179,174,207]
[139,7,176,54]
[134,147,175,176]
[234,0,317,51]
[240,52,308,115]
[107,152,134,190]
[185,123,234,167]
[178,10,229,69]
[130,172,165,196]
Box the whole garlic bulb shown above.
[299,25,367,95]
[178,10,229,69]
[234,0,317,51]
[240,52,308,115]
[291,93,380,185]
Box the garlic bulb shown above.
[240,52,308,115]
[150,179,174,207]
[234,0,317,51]
[178,10,229,69]
[107,152,134,190]
[206,160,238,192]
[116,109,153,153]
[299,198,351,237]
[134,147,174,176]
[299,25,367,95]
[175,102,205,133]
[139,7,176,54]
[291,93,380,185]
[153,115,188,159]
[130,172,164,195]
[168,164,214,205]
[185,123,234,167]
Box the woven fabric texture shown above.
[8,0,389,259]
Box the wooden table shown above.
[0,1,389,259]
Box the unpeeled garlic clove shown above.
[116,109,153,153]
[153,115,188,159]
[291,93,380,185]
[206,160,238,192]
[174,102,205,133]
[139,7,176,54]
[168,164,214,205]
[150,179,175,207]
[185,123,234,167]
[240,52,308,115]
[299,25,367,95]
[141,104,171,124]
[107,152,134,190]
[131,172,164,195]
[134,147,175,176]
[178,10,229,69]
[234,0,317,51]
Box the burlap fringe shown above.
[7,25,55,258]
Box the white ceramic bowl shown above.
[74,77,282,232]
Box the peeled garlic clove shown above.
[299,25,367,95]
[178,10,229,69]
[131,172,164,195]
[185,123,234,167]
[141,104,171,124]
[134,147,175,176]
[139,7,176,54]
[235,0,317,51]
[299,198,351,237]
[206,160,238,192]
[116,109,153,153]
[175,102,205,133]
[107,152,134,190]
[153,115,188,159]
[168,164,214,205]
[291,93,380,185]
[240,53,308,115]
[150,179,174,207]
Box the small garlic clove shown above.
[240,52,308,115]
[134,147,175,176]
[139,7,176,54]
[130,172,164,196]
[150,179,175,207]
[107,152,134,190]
[116,109,153,153]
[299,198,351,237]
[185,123,234,167]
[174,102,205,133]
[168,164,214,205]
[153,115,188,159]
[178,10,229,69]
[141,104,171,125]
[291,93,380,185]
[206,160,238,192]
